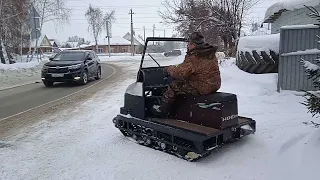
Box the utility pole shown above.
[143,26,146,43]
[129,9,135,56]
[106,20,111,57]
[164,29,166,37]
[20,24,23,62]
[153,24,155,45]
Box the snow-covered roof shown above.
[66,41,79,48]
[50,41,57,46]
[123,32,144,45]
[28,35,51,48]
[237,33,280,54]
[263,0,320,23]
[89,36,139,46]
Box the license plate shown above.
[51,73,64,77]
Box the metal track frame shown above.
[113,114,256,161]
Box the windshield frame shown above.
[139,37,187,69]
[51,51,86,61]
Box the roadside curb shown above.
[0,81,41,91]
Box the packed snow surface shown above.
[264,0,320,21]
[1,56,320,180]
[237,33,280,54]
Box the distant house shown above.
[60,41,79,49]
[263,0,320,34]
[22,35,56,54]
[49,39,59,53]
[78,36,143,54]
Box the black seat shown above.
[170,91,239,130]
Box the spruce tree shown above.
[300,6,320,118]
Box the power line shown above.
[72,12,160,16]
[69,17,161,20]
[67,5,163,9]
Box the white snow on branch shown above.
[237,33,280,54]
[306,91,320,98]
[264,0,320,21]
[282,48,320,56]
[300,58,320,71]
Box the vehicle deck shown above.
[152,117,252,136]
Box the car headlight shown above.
[68,64,82,69]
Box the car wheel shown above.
[43,81,54,87]
[79,70,88,85]
[95,66,101,80]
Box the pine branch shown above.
[303,121,320,128]
[300,58,320,88]
[300,5,320,118]
[300,91,320,117]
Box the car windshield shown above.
[52,52,85,61]
[141,39,188,68]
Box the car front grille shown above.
[48,67,69,73]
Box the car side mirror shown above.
[86,57,92,60]
[49,57,53,61]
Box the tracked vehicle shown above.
[112,37,256,161]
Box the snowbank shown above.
[0,61,40,70]
[1,58,319,180]
[0,59,48,90]
[264,0,320,21]
[98,53,166,62]
[99,55,142,62]
[237,33,280,54]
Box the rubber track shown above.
[119,129,210,162]
[236,50,279,74]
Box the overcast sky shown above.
[41,0,280,43]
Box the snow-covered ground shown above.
[1,55,319,180]
[0,56,49,90]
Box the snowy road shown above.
[0,63,123,139]
[0,64,116,120]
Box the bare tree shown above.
[31,0,71,61]
[85,4,115,52]
[34,0,71,31]
[159,0,259,55]
[0,0,30,64]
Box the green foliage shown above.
[300,91,320,117]
[300,5,320,117]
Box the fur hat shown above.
[188,31,205,44]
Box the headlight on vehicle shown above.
[68,64,82,69]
